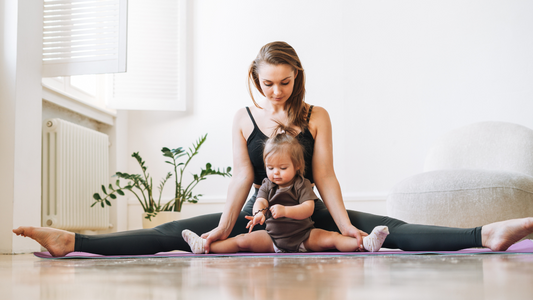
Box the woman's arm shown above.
[202,108,255,252]
[310,107,365,246]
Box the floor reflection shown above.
[196,257,365,300]
[482,255,533,300]
[2,253,533,300]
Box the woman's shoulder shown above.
[233,107,253,128]
[234,106,263,123]
[309,105,329,120]
[234,107,250,119]
[307,105,331,137]
[234,106,259,140]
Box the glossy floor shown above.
[1,252,533,300]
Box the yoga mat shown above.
[34,239,533,259]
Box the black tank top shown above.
[246,106,315,185]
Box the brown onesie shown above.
[256,176,319,252]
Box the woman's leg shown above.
[75,213,221,255]
[14,207,265,256]
[75,210,265,255]
[13,191,263,256]
[311,200,482,251]
[312,200,533,251]
[75,192,261,255]
[480,218,533,251]
[12,226,75,257]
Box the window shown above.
[42,0,188,112]
[106,0,187,111]
[42,75,106,108]
[42,0,127,77]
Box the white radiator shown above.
[42,118,110,230]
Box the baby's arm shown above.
[252,197,269,216]
[270,200,315,220]
[245,197,269,232]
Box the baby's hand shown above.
[269,205,286,219]
[254,212,266,225]
[245,213,265,233]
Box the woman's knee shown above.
[154,213,223,236]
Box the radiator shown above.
[42,118,110,230]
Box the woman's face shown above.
[257,63,297,106]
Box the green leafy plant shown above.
[92,134,232,220]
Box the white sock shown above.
[182,229,206,254]
[363,226,389,252]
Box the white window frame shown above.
[42,75,107,109]
[106,0,188,111]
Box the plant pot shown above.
[142,211,182,229]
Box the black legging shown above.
[75,191,482,255]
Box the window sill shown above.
[42,84,116,126]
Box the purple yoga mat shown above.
[34,239,533,259]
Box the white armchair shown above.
[387,122,533,239]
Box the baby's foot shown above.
[182,229,207,254]
[363,226,389,252]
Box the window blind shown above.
[43,0,127,77]
[106,0,187,111]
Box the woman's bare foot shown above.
[482,217,533,251]
[12,226,75,257]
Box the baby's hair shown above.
[263,121,305,177]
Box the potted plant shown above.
[92,134,231,228]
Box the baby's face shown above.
[265,153,298,188]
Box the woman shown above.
[182,124,389,254]
[14,41,533,256]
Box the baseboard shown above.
[126,192,390,206]
[342,192,389,202]
[123,193,390,230]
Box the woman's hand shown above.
[342,225,369,251]
[245,213,266,233]
[201,226,230,253]
[269,205,286,219]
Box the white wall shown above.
[123,0,533,228]
[340,0,533,193]
[0,0,43,253]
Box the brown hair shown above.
[263,122,305,177]
[248,41,309,130]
